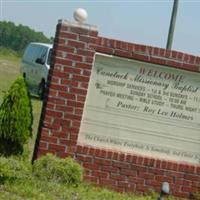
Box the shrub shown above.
[33,154,83,186]
[0,76,33,156]
[191,193,200,200]
[0,156,31,183]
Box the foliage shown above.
[0,176,178,200]
[0,154,178,200]
[0,21,50,55]
[0,156,31,183]
[33,154,84,186]
[191,193,200,200]
[0,76,33,156]
[0,52,43,159]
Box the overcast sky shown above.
[1,0,200,56]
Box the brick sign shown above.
[34,19,200,198]
[78,53,200,164]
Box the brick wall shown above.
[33,19,200,198]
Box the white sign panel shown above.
[78,53,200,164]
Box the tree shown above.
[0,21,51,55]
[0,76,33,156]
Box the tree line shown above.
[0,21,52,55]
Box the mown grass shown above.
[0,49,179,200]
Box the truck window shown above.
[47,49,52,65]
[37,46,48,64]
[23,44,40,63]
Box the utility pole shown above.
[166,0,179,50]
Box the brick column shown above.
[33,19,98,159]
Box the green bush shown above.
[33,154,83,186]
[0,156,31,183]
[192,193,200,200]
[0,76,33,156]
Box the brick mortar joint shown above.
[97,37,200,64]
[130,51,200,66]
[72,145,200,169]
[94,44,200,68]
[58,19,98,32]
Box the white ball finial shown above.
[74,8,88,23]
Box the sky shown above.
[1,0,200,56]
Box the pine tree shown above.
[0,76,33,156]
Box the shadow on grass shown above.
[30,95,41,101]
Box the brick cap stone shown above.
[58,19,98,31]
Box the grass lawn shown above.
[0,50,179,200]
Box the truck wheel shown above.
[23,73,26,79]
[38,80,46,100]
